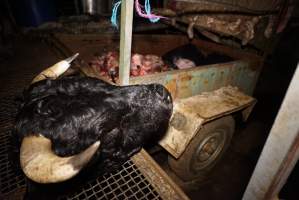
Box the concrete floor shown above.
[0,26,298,199]
[0,38,58,96]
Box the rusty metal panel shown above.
[160,102,204,158]
[130,61,259,100]
[182,15,262,45]
[242,101,257,121]
[168,0,282,13]
[159,86,256,158]
[161,0,287,47]
[48,34,262,100]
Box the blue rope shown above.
[111,1,122,27]
[144,0,160,23]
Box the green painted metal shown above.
[130,60,260,100]
[51,33,262,100]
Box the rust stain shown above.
[172,1,280,14]
[222,99,240,107]
[176,73,193,98]
[181,15,261,45]
[165,79,178,99]
[180,73,192,81]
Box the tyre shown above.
[168,115,235,181]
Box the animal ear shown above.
[120,112,145,150]
[120,128,143,158]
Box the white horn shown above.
[21,53,97,183]
[20,135,100,183]
[31,53,79,84]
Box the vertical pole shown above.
[119,0,134,85]
[242,64,299,200]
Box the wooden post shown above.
[119,0,134,85]
[242,64,299,200]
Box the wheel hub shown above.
[190,130,226,172]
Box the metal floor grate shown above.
[60,160,161,200]
[0,96,27,196]
[0,85,163,200]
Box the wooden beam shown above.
[119,0,134,85]
[242,64,299,200]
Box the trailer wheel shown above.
[168,115,235,181]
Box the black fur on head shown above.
[15,76,172,172]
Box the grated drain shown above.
[0,96,27,196]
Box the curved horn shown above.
[20,53,99,183]
[31,53,79,84]
[20,135,100,183]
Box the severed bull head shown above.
[19,53,101,183]
[17,53,173,185]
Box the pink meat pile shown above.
[89,51,119,78]
[89,51,169,81]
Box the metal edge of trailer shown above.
[132,149,190,200]
[129,60,260,99]
[47,33,263,99]
[159,86,257,159]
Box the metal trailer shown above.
[48,32,262,183]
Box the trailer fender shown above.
[159,86,256,159]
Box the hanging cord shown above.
[111,0,166,27]
[135,0,164,23]
[111,0,122,27]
